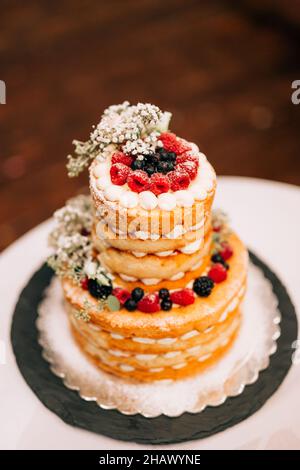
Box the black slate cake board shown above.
[10,252,298,445]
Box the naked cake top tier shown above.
[67,102,216,214]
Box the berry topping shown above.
[137,293,160,313]
[220,243,233,260]
[88,279,113,299]
[80,277,89,290]
[170,288,195,306]
[110,163,130,186]
[157,148,177,162]
[176,153,199,167]
[111,152,133,167]
[127,170,150,193]
[131,287,144,302]
[193,276,214,297]
[168,169,190,191]
[145,153,160,166]
[160,132,190,155]
[124,298,137,311]
[157,161,175,174]
[177,161,198,180]
[208,263,228,283]
[112,287,131,305]
[161,299,173,311]
[159,288,170,300]
[131,159,145,171]
[211,253,229,270]
[145,164,156,176]
[149,173,170,195]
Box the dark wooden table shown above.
[1,0,300,251]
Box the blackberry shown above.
[124,298,137,311]
[159,288,170,300]
[131,159,145,171]
[131,287,144,301]
[87,279,112,299]
[193,276,214,297]
[161,299,173,311]
[211,253,229,270]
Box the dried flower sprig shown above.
[48,195,94,284]
[211,209,232,252]
[66,102,171,177]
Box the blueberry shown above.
[131,159,145,171]
[124,298,137,311]
[131,287,144,301]
[161,299,173,311]
[145,165,156,176]
[159,288,170,300]
[211,253,229,270]
[157,147,167,155]
[157,161,170,174]
[167,152,177,161]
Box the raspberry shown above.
[160,132,190,155]
[208,263,228,283]
[168,169,190,191]
[220,242,233,260]
[177,161,198,180]
[176,153,199,167]
[111,151,133,167]
[110,163,130,185]
[127,170,150,193]
[80,277,89,290]
[149,173,170,195]
[170,288,195,306]
[137,293,160,313]
[112,287,131,305]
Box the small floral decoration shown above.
[211,209,232,252]
[66,102,172,177]
[47,195,119,317]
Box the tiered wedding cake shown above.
[48,102,248,382]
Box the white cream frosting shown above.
[139,191,158,210]
[175,190,194,207]
[120,191,139,208]
[157,193,177,211]
[180,239,202,254]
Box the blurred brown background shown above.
[1,0,300,251]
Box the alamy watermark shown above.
[0,80,6,104]
[291,80,300,105]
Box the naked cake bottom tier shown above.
[62,232,248,382]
